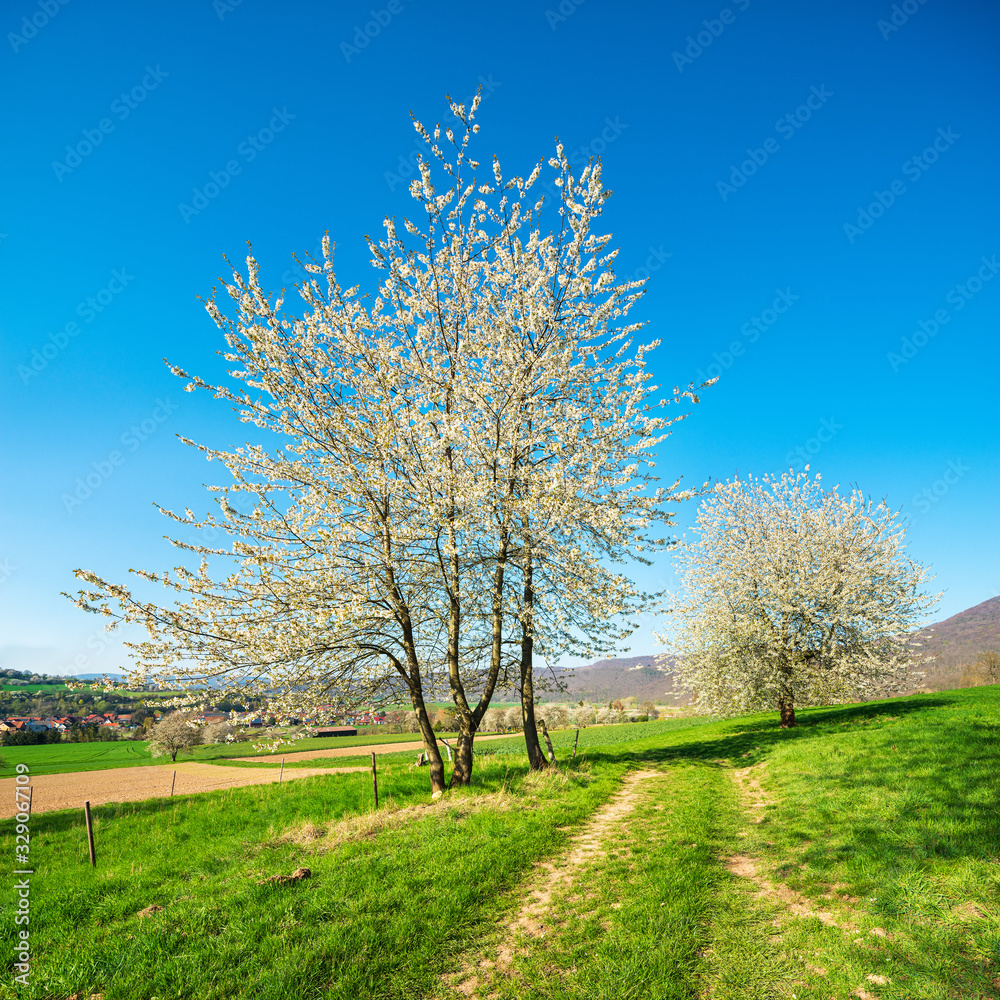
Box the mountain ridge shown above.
[908,595,1000,691]
[544,597,1000,703]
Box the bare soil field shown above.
[1,733,528,818]
[0,760,363,818]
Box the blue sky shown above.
[1,0,997,677]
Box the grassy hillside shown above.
[2,689,997,999]
[0,721,665,777]
[910,596,1000,690]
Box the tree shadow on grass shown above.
[600,696,952,770]
[598,691,1000,869]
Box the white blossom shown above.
[660,469,938,726]
[67,94,704,790]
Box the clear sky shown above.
[1,0,997,677]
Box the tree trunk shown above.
[450,724,475,787]
[519,535,548,770]
[447,525,510,789]
[410,688,446,793]
[778,690,797,728]
[521,656,547,769]
[378,515,446,795]
[441,422,487,790]
[463,524,511,780]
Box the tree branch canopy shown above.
[662,469,939,725]
[66,93,705,787]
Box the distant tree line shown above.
[1,723,122,746]
[0,668,66,684]
[1,728,63,747]
[961,651,1000,688]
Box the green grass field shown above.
[2,688,998,999]
[0,717,683,778]
[0,730,465,779]
[0,740,157,777]
[201,721,678,771]
[0,722,660,777]
[0,683,71,693]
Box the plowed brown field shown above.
[0,760,363,818]
[1,733,526,818]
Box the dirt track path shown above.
[0,761,363,818]
[450,768,667,996]
[231,730,522,763]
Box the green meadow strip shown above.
[459,761,786,1000]
[0,756,626,1000]
[1,690,997,999]
[0,731,460,778]
[726,686,1000,998]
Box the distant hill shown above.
[43,599,1000,707]
[533,654,684,705]
[908,596,1000,692]
[532,597,1000,705]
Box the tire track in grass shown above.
[728,762,843,939]
[727,765,860,931]
[448,760,793,1000]
[448,769,666,997]
[722,765,913,999]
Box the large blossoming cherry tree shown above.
[69,94,704,791]
[663,469,937,727]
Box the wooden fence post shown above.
[572,728,580,760]
[170,770,176,797]
[84,801,96,868]
[371,751,378,810]
[279,757,284,783]
[539,720,556,764]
